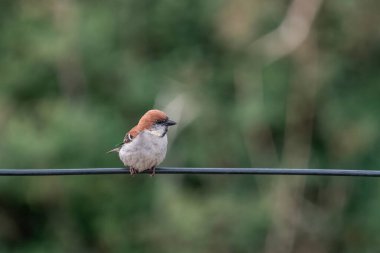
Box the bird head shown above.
[138,109,176,137]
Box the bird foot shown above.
[129,167,137,176]
[149,167,156,177]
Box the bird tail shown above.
[107,148,120,153]
[106,142,123,153]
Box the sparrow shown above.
[108,109,176,175]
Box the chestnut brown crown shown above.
[139,110,169,126]
[125,110,176,142]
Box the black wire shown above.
[0,168,379,177]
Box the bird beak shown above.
[165,119,176,126]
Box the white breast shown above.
[118,130,168,172]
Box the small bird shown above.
[108,109,176,175]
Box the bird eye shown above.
[156,120,165,124]
[127,133,133,141]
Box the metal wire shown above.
[0,168,379,177]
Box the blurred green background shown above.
[0,0,380,252]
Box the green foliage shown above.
[0,0,380,252]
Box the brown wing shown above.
[107,127,140,153]
[123,127,139,144]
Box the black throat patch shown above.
[161,126,168,137]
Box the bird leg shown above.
[149,166,156,177]
[129,167,137,176]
